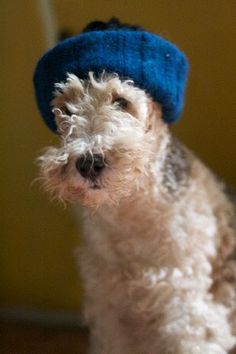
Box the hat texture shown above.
[33,24,189,132]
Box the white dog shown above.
[38,71,236,354]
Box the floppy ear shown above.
[146,100,164,133]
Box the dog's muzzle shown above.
[76,153,105,180]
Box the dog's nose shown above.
[76,153,105,179]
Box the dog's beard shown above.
[38,145,151,209]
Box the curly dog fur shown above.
[38,72,236,354]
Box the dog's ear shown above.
[146,100,163,133]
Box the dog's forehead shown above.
[53,73,138,107]
[87,76,128,100]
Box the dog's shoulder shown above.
[222,184,236,230]
[224,184,236,207]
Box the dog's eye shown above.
[62,106,71,115]
[112,97,129,110]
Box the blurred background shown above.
[1,1,236,353]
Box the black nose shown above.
[76,153,105,179]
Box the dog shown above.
[35,19,236,354]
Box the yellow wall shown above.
[1,1,81,312]
[1,0,235,313]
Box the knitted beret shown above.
[33,21,189,132]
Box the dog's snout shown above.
[76,153,105,179]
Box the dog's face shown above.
[38,72,167,208]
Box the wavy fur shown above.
[38,73,236,353]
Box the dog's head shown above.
[38,72,168,208]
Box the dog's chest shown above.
[84,199,170,263]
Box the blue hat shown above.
[33,20,189,132]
